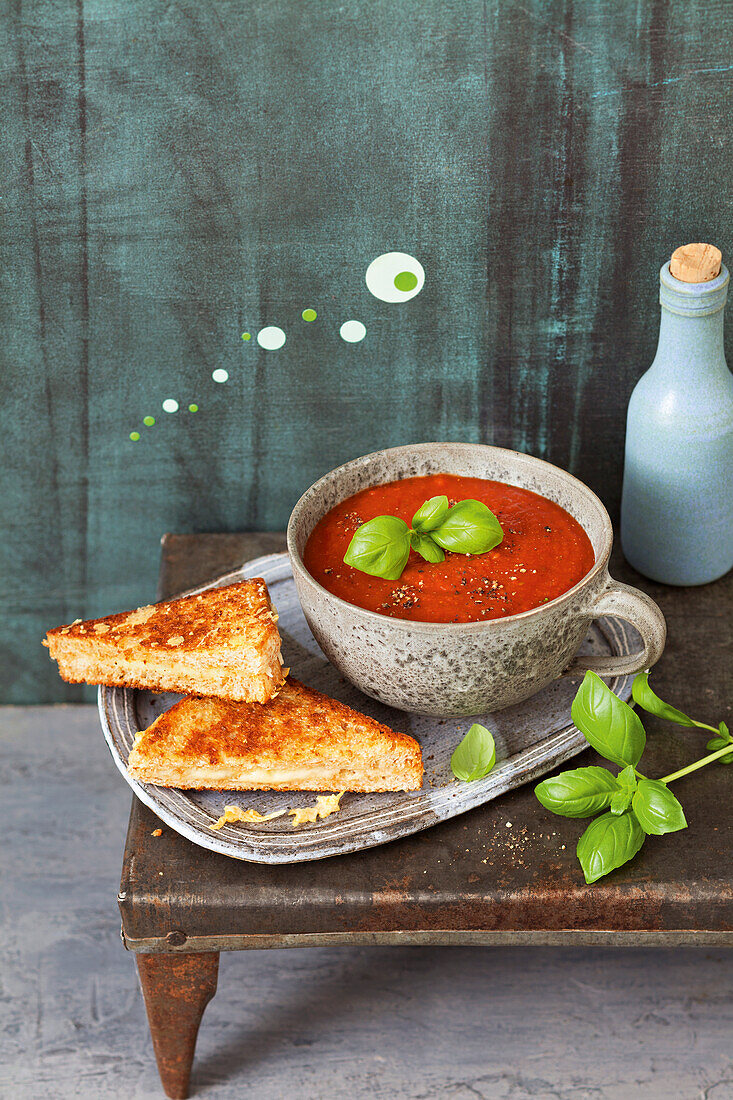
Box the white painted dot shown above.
[339,320,366,343]
[257,325,286,350]
[365,251,425,303]
[212,369,229,383]
[162,399,179,413]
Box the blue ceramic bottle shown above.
[621,254,733,585]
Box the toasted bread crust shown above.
[43,580,284,703]
[128,678,423,793]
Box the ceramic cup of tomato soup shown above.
[287,443,666,717]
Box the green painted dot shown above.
[302,308,317,322]
[129,431,140,441]
[143,416,155,427]
[241,332,251,341]
[188,403,199,413]
[394,270,418,292]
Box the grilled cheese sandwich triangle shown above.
[127,678,423,793]
[43,580,285,703]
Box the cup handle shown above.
[563,578,667,679]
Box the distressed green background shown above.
[2,0,732,703]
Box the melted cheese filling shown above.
[135,764,345,786]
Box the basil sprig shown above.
[343,496,503,580]
[535,671,729,885]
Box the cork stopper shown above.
[670,243,722,283]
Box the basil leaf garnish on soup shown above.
[342,495,504,581]
[343,515,411,580]
[411,495,450,533]
[410,530,445,564]
[430,499,504,555]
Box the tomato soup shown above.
[303,474,595,623]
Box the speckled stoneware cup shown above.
[287,443,666,717]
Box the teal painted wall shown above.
[3,0,732,703]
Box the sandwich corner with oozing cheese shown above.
[127,677,423,794]
[43,579,285,704]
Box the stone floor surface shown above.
[2,706,732,1100]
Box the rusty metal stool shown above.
[119,533,733,1098]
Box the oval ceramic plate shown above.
[99,553,638,864]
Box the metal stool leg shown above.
[137,952,220,1099]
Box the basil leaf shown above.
[535,766,617,818]
[343,516,411,580]
[631,672,697,727]
[616,764,638,792]
[706,735,733,763]
[721,722,730,738]
[411,495,450,533]
[571,671,646,767]
[451,724,496,782]
[610,788,633,815]
[410,530,445,564]
[431,500,504,555]
[632,779,687,835]
[576,811,645,884]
